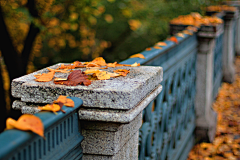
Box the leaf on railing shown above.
[53,95,74,107]
[38,104,61,113]
[6,115,44,137]
[155,42,167,46]
[145,47,152,51]
[168,36,178,44]
[131,62,140,67]
[153,46,162,49]
[129,53,146,59]
[176,33,185,38]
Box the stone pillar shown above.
[195,24,224,142]
[11,64,163,159]
[222,10,238,83]
[223,2,240,55]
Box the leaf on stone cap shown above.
[54,77,68,81]
[96,71,111,80]
[47,68,71,73]
[73,61,85,68]
[38,104,61,113]
[155,42,167,46]
[6,115,44,137]
[107,72,120,78]
[168,36,178,44]
[58,64,76,69]
[54,70,91,86]
[129,53,145,59]
[86,62,99,68]
[84,69,101,74]
[131,62,140,67]
[34,71,55,82]
[91,57,107,66]
[107,62,117,68]
[114,69,130,76]
[53,95,74,107]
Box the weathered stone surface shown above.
[81,113,142,155]
[12,64,163,110]
[12,84,162,123]
[82,131,139,160]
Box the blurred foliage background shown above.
[0,0,223,131]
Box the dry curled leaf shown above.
[91,57,107,66]
[6,115,44,137]
[168,36,178,44]
[155,42,167,46]
[131,62,140,67]
[53,95,74,107]
[145,47,152,51]
[96,71,111,80]
[153,46,162,49]
[129,53,145,59]
[54,70,91,86]
[176,33,185,38]
[38,104,61,113]
[107,62,117,68]
[34,71,55,82]
[114,69,130,77]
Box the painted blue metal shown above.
[213,33,224,99]
[0,97,84,160]
[122,34,197,160]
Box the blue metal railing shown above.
[0,97,84,160]
[121,34,197,160]
[213,33,224,99]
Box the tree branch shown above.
[21,23,40,72]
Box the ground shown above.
[188,57,240,160]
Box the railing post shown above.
[11,64,163,159]
[195,24,224,142]
[223,1,240,56]
[222,9,238,83]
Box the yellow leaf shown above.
[38,104,61,113]
[96,71,111,80]
[129,53,145,59]
[155,42,167,46]
[131,62,140,67]
[34,71,55,82]
[176,33,185,38]
[84,69,101,74]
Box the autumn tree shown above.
[0,0,222,132]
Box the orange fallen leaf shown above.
[129,53,145,59]
[168,36,178,44]
[34,71,55,82]
[73,61,85,68]
[131,62,140,67]
[6,115,44,137]
[176,33,185,38]
[84,69,101,74]
[53,95,74,107]
[107,62,117,68]
[114,69,130,77]
[96,71,111,80]
[86,63,99,68]
[91,57,107,66]
[38,104,61,113]
[145,48,152,51]
[155,42,167,46]
[47,68,71,73]
[153,46,162,49]
[58,64,76,69]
